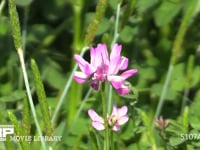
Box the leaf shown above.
[193,0,200,18]
[136,0,158,13]
[42,58,66,89]
[70,117,88,135]
[138,67,157,82]
[8,111,30,150]
[27,24,53,43]
[120,121,134,140]
[0,90,24,102]
[170,63,185,92]
[166,120,184,134]
[169,136,185,146]
[119,25,137,43]
[31,59,53,137]
[0,17,9,35]
[127,144,138,150]
[184,0,200,20]
[108,0,118,10]
[15,0,32,6]
[88,129,99,150]
[151,83,177,101]
[96,18,110,35]
[154,1,182,27]
[22,96,31,136]
[182,106,189,133]
[189,90,200,130]
[191,66,200,87]
[53,121,65,136]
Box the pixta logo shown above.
[0,125,14,141]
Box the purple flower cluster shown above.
[73,43,137,131]
[73,43,137,95]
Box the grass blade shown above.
[31,59,53,138]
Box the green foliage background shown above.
[0,0,200,149]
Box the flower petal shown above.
[92,121,105,130]
[90,47,98,68]
[98,44,109,66]
[118,106,128,118]
[108,44,122,74]
[120,69,138,79]
[116,86,130,95]
[73,71,88,83]
[74,54,95,75]
[107,75,123,89]
[90,44,109,68]
[112,123,120,131]
[110,44,122,62]
[119,57,128,70]
[111,103,118,116]
[89,79,99,90]
[88,109,104,123]
[117,115,129,125]
[108,57,121,74]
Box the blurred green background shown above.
[1,0,200,149]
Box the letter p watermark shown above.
[0,125,14,141]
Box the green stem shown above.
[17,48,47,150]
[19,7,29,90]
[153,65,173,122]
[51,47,88,124]
[0,0,6,14]
[101,83,109,150]
[107,84,112,114]
[111,3,121,46]
[8,0,46,148]
[170,1,195,65]
[111,131,114,150]
[120,0,137,29]
[181,55,194,114]
[153,1,196,126]
[72,0,83,52]
[181,89,189,114]
[107,2,121,114]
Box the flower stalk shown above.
[111,3,121,46]
[72,0,84,52]
[84,0,107,46]
[51,47,88,124]
[153,0,196,124]
[101,83,110,150]
[17,49,47,150]
[8,0,47,149]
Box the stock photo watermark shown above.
[180,133,200,141]
[0,125,14,141]
[0,124,62,142]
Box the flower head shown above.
[88,104,129,131]
[108,103,129,131]
[154,116,169,130]
[74,43,137,95]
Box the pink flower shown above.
[88,104,129,131]
[73,43,137,95]
[87,109,105,131]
